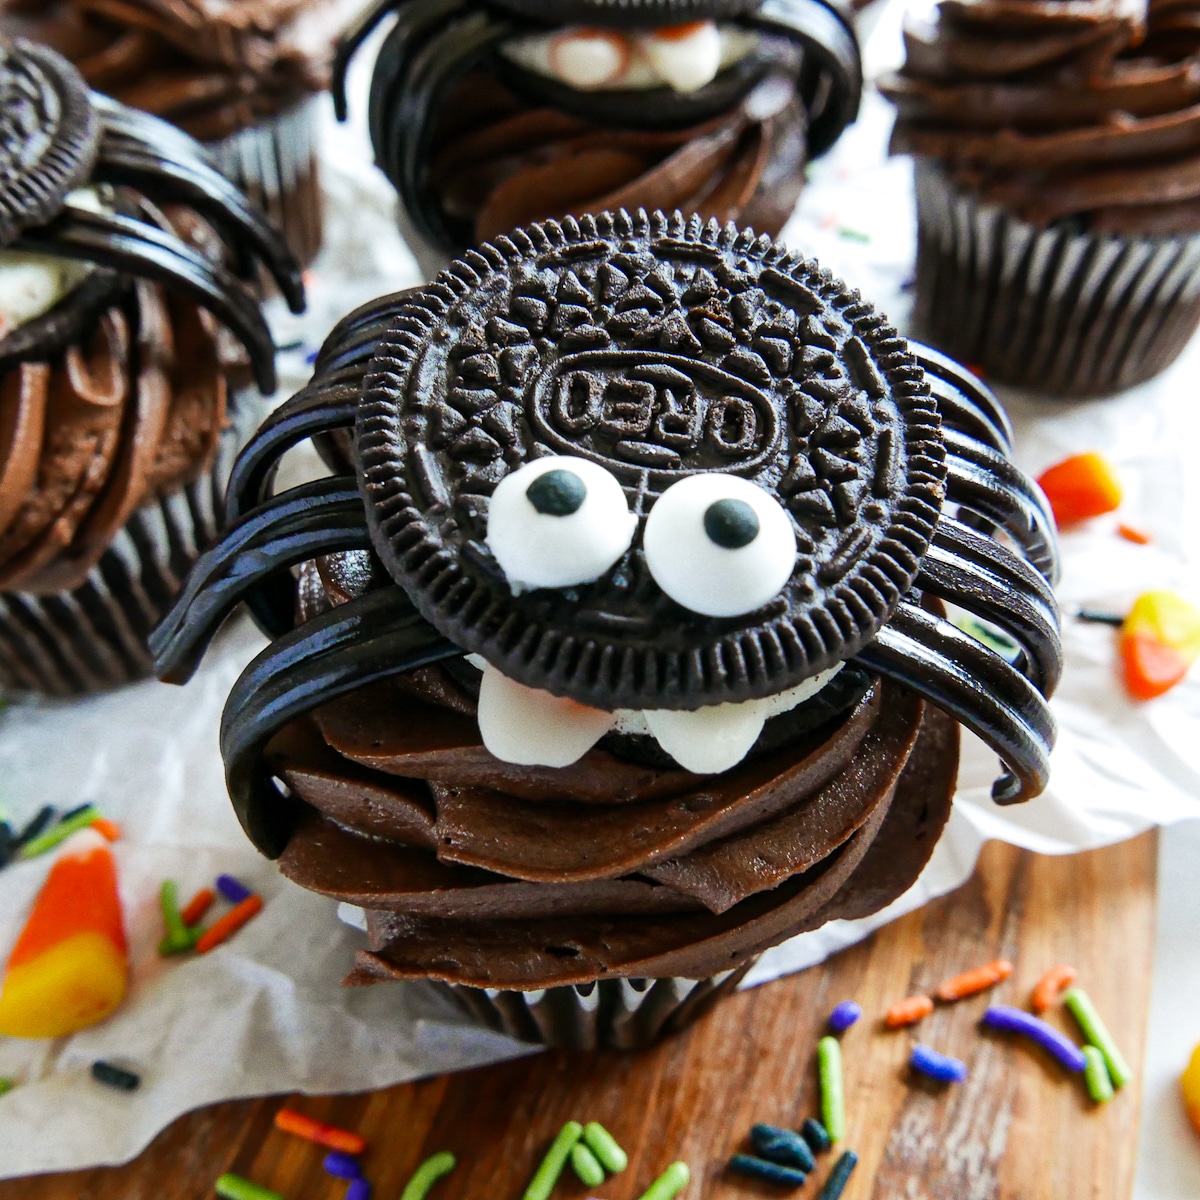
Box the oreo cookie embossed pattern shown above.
[155,209,1060,1048]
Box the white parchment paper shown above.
[1,1,1200,1179]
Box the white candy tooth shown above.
[549,30,630,89]
[644,699,768,774]
[642,21,722,93]
[477,664,614,767]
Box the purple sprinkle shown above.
[910,1044,968,1083]
[346,1179,372,1200]
[323,1151,363,1179]
[981,1005,1087,1072]
[216,874,252,903]
[828,1001,862,1033]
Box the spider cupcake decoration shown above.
[333,0,862,254]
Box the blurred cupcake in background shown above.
[881,0,1200,397]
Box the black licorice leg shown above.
[220,588,460,857]
[313,293,423,377]
[918,517,1063,696]
[15,207,278,394]
[333,0,405,121]
[911,341,1014,449]
[224,383,358,525]
[151,476,371,683]
[854,601,1055,804]
[925,375,1011,457]
[747,0,861,158]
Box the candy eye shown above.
[486,455,636,591]
[643,474,796,616]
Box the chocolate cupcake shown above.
[155,209,1060,1049]
[0,38,303,695]
[0,0,358,271]
[332,0,861,260]
[881,0,1200,397]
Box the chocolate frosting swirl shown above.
[880,0,1200,233]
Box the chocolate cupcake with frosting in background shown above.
[0,38,303,695]
[332,0,862,267]
[154,208,1061,1049]
[0,0,365,272]
[881,0,1200,397]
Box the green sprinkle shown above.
[158,925,204,956]
[837,228,869,244]
[0,1078,15,1097]
[401,1151,457,1200]
[818,1035,846,1142]
[18,805,99,859]
[1083,1045,1114,1104]
[523,1121,583,1200]
[583,1121,628,1174]
[158,879,193,955]
[1064,988,1132,1089]
[214,1174,283,1200]
[637,1161,690,1200]
[570,1142,606,1187]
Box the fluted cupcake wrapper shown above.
[913,161,1200,398]
[0,395,263,697]
[208,99,324,275]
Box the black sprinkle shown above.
[751,1124,816,1172]
[1076,609,1126,627]
[16,807,55,847]
[800,1117,832,1153]
[704,498,759,548]
[816,1150,858,1200]
[91,1062,140,1092]
[729,1154,806,1187]
[0,822,13,868]
[527,469,586,516]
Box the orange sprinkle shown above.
[180,888,216,928]
[1031,964,1078,1014]
[653,20,709,39]
[194,894,263,955]
[274,1107,367,1155]
[1118,523,1152,545]
[885,995,933,1028]
[934,959,1013,1003]
[90,818,122,842]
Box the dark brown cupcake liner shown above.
[0,395,262,697]
[437,963,753,1049]
[207,100,324,274]
[913,161,1200,397]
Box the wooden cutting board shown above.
[0,834,1157,1200]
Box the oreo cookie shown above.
[0,39,99,245]
[359,209,947,713]
[487,0,756,26]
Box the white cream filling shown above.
[500,24,757,94]
[471,657,843,774]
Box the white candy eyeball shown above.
[643,474,796,617]
[486,455,637,591]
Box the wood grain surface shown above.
[1,835,1157,1200]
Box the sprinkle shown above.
[910,1044,969,1084]
[1118,523,1152,545]
[216,874,253,903]
[91,818,122,842]
[195,894,264,954]
[815,1150,858,1200]
[637,1161,690,1200]
[215,1174,283,1200]
[1076,609,1126,626]
[158,879,193,956]
[0,1078,15,1097]
[91,1061,139,1091]
[523,1121,583,1200]
[0,821,14,867]
[935,959,1013,1003]
[728,1154,806,1187]
[750,1124,816,1172]
[15,806,55,846]
[828,1001,862,1033]
[817,1036,845,1142]
[1064,988,1132,1089]
[60,803,94,822]
[837,227,869,243]
[274,1108,367,1155]
[885,996,933,1028]
[1182,1043,1200,1137]
[1084,1045,1115,1104]
[181,887,217,928]
[981,1006,1087,1072]
[582,1122,627,1173]
[19,805,100,859]
[401,1152,457,1200]
[347,1181,372,1200]
[1031,964,1078,1013]
[571,1143,606,1187]
[800,1117,832,1154]
[323,1151,363,1179]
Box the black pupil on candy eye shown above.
[527,469,587,516]
[704,498,759,548]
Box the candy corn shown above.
[1120,590,1200,700]
[1036,452,1122,527]
[0,831,128,1038]
[1183,1042,1200,1138]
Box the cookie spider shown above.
[154,209,1060,861]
